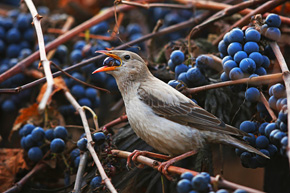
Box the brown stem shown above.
[4,163,47,193]
[259,91,277,121]
[112,149,265,193]
[213,0,288,46]
[117,0,193,9]
[184,73,283,95]
[102,115,128,130]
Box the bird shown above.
[92,50,268,174]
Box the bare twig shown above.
[184,73,283,95]
[269,41,290,167]
[73,152,89,193]
[102,115,128,130]
[259,92,277,121]
[4,163,47,193]
[112,149,265,193]
[116,0,193,9]
[213,0,287,46]
[24,0,54,113]
[64,91,117,193]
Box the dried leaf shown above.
[37,77,68,104]
[10,103,42,139]
[0,149,28,192]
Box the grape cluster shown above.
[261,14,282,41]
[177,172,248,193]
[167,50,208,89]
[19,124,69,162]
[236,83,288,168]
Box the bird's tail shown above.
[223,136,270,159]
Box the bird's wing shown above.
[137,86,245,137]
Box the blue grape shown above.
[175,64,189,79]
[218,40,228,56]
[168,80,180,88]
[28,147,43,162]
[262,55,270,68]
[77,138,88,151]
[255,67,267,76]
[31,127,45,142]
[126,23,142,36]
[90,176,102,189]
[265,123,277,137]
[256,136,269,149]
[249,52,263,67]
[239,58,256,74]
[70,49,83,63]
[234,51,247,64]
[228,28,244,43]
[74,156,80,167]
[71,85,85,99]
[223,60,237,75]
[240,121,256,133]
[92,132,106,145]
[229,67,244,80]
[272,83,285,98]
[90,21,109,35]
[78,98,92,108]
[50,138,66,153]
[170,50,185,65]
[265,14,281,27]
[258,122,268,135]
[220,72,229,81]
[45,129,54,141]
[243,133,256,147]
[180,172,194,181]
[53,126,68,140]
[227,42,242,56]
[245,87,260,102]
[85,88,97,100]
[70,148,80,161]
[6,28,21,43]
[1,99,16,112]
[245,29,261,42]
[191,174,208,192]
[168,59,176,72]
[22,124,35,136]
[222,55,232,65]
[267,144,278,156]
[243,42,259,54]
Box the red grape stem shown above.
[64,91,117,193]
[269,41,290,168]
[213,0,288,46]
[112,149,265,193]
[73,152,89,193]
[24,0,55,113]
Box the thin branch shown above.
[111,149,265,193]
[24,0,54,113]
[269,41,290,168]
[259,91,277,121]
[102,115,128,130]
[213,0,287,46]
[64,91,117,193]
[116,0,193,9]
[4,163,47,193]
[184,73,283,95]
[73,152,89,193]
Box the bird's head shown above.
[92,50,149,81]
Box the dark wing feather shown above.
[138,87,246,137]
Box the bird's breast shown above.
[124,96,205,156]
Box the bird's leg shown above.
[127,150,171,169]
[158,150,197,178]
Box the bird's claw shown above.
[126,150,145,169]
[157,161,173,180]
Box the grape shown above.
[92,132,106,145]
[265,123,277,137]
[180,172,194,181]
[191,174,208,192]
[272,83,285,98]
[258,122,268,135]
[234,51,247,64]
[6,28,21,43]
[245,87,260,102]
[249,52,263,67]
[245,29,261,42]
[85,88,97,100]
[170,50,185,65]
[244,42,259,54]
[1,99,16,112]
[168,80,180,88]
[78,98,92,108]
[243,133,256,147]
[45,129,54,141]
[50,138,66,153]
[239,121,256,133]
[228,28,244,43]
[267,144,278,156]
[218,40,228,56]
[90,176,102,189]
[74,156,80,167]
[262,55,270,68]
[31,127,45,142]
[220,72,229,81]
[227,42,242,56]
[229,67,244,80]
[90,21,109,35]
[28,147,43,162]
[223,60,237,75]
[168,59,176,72]
[71,85,85,99]
[256,136,269,149]
[70,148,80,161]
[255,67,267,76]
[77,138,88,151]
[177,179,192,193]
[73,40,86,50]
[222,55,232,65]
[265,14,281,28]
[175,64,189,79]
[265,27,281,41]
[53,126,68,140]
[126,23,142,36]
[70,49,83,63]
[25,134,36,148]
[239,58,256,74]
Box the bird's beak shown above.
[92,50,122,74]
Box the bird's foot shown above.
[157,160,175,180]
[126,150,147,169]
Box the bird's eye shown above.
[124,55,130,60]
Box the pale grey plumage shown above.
[99,50,268,158]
